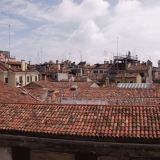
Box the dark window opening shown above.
[19,76,22,82]
[35,76,37,81]
[130,81,133,83]
[12,147,30,160]
[27,76,29,83]
[5,77,8,83]
[93,71,98,73]
[117,81,120,83]
[75,153,97,160]
[100,70,103,73]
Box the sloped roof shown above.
[0,81,37,103]
[115,73,140,78]
[25,80,95,89]
[88,63,112,69]
[7,61,21,65]
[0,103,160,139]
[0,65,8,71]
[128,64,149,71]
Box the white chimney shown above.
[80,68,83,76]
[21,60,25,71]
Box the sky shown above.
[0,0,160,66]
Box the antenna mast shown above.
[117,37,118,57]
[80,51,82,62]
[9,25,10,55]
[41,48,42,64]
[117,37,118,71]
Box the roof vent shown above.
[21,91,27,95]
[70,85,78,90]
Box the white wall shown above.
[0,148,12,160]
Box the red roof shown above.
[7,61,21,65]
[9,68,38,72]
[0,65,8,71]
[116,73,139,78]
[0,81,37,103]
[128,64,149,71]
[0,103,160,139]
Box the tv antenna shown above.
[104,50,108,61]
[79,51,82,62]
[9,24,10,54]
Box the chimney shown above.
[110,60,112,64]
[56,60,60,72]
[21,60,25,71]
[104,60,107,64]
[25,63,28,70]
[107,61,109,64]
[80,67,83,76]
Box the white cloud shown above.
[0,0,160,66]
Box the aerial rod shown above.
[9,24,10,55]
[117,37,118,57]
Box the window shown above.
[35,76,37,81]
[100,70,103,74]
[93,71,98,73]
[75,153,97,160]
[12,147,30,160]
[19,76,22,82]
[55,75,57,78]
[30,76,32,82]
[27,76,29,83]
[5,77,8,83]
[130,81,133,83]
[117,81,120,83]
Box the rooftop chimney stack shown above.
[56,60,60,72]
[21,60,25,71]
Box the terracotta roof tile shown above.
[0,103,160,139]
[0,81,37,103]
[115,73,139,78]
[25,80,95,89]
[7,61,21,65]
[0,65,8,71]
[128,64,149,71]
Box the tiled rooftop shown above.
[128,64,149,71]
[25,80,96,89]
[0,103,160,139]
[0,65,8,71]
[9,68,38,72]
[115,73,139,78]
[0,81,37,103]
[51,87,160,105]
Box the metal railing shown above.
[114,55,137,60]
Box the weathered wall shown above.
[1,136,160,160]
[0,147,12,160]
[30,150,75,160]
[136,74,142,83]
[125,77,136,83]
